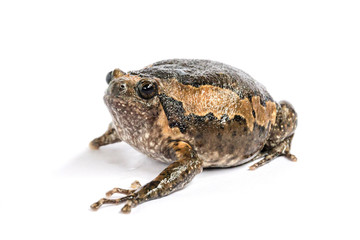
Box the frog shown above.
[89,59,297,213]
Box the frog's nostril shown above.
[108,81,127,97]
[106,71,113,84]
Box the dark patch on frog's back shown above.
[129,59,273,106]
[159,93,224,134]
[158,92,258,136]
[234,115,246,124]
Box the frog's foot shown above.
[89,123,121,149]
[249,136,297,170]
[91,180,141,213]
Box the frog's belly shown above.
[121,121,270,168]
[191,123,271,168]
[199,151,258,168]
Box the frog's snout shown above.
[107,80,127,97]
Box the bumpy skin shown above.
[90,59,297,213]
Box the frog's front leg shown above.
[89,123,121,149]
[90,141,203,213]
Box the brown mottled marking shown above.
[163,78,277,131]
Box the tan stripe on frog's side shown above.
[251,96,277,126]
[163,78,276,131]
[156,103,184,138]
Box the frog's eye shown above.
[137,80,158,99]
[106,71,113,84]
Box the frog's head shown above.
[103,69,162,137]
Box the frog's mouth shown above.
[103,95,127,111]
[103,95,131,124]
[103,93,142,116]
[103,94,113,104]
[103,95,114,108]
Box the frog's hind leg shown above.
[249,101,297,170]
[249,135,297,170]
[89,122,121,149]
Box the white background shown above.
[1,0,359,239]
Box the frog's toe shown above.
[130,180,141,189]
[105,180,142,197]
[249,154,275,170]
[89,123,121,150]
[105,188,135,197]
[89,140,100,150]
[90,195,133,210]
[284,153,297,162]
[121,200,136,214]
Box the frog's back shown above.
[129,59,273,104]
[130,59,278,168]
